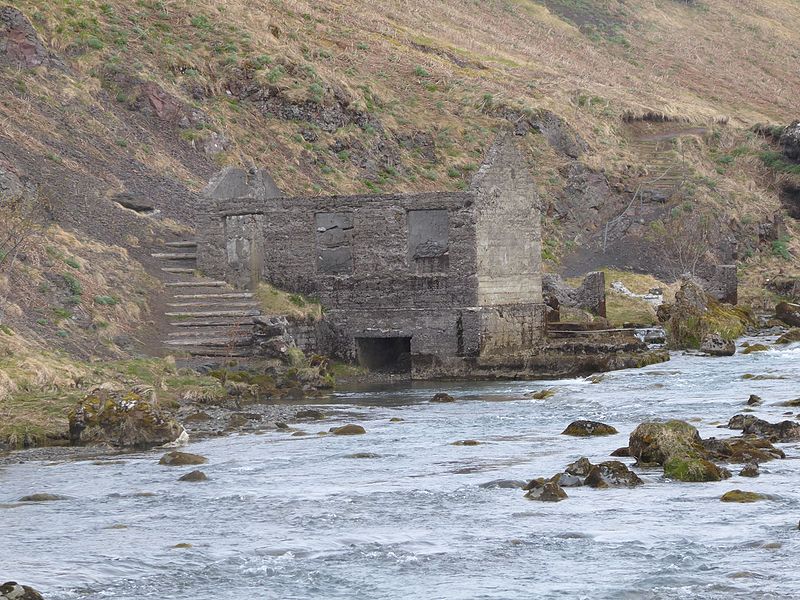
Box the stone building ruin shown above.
[197,134,548,377]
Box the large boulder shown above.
[0,582,44,600]
[69,390,186,449]
[629,420,703,465]
[629,420,731,482]
[699,333,735,356]
[775,302,800,327]
[779,121,800,161]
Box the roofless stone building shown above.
[196,134,550,377]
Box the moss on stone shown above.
[742,343,769,354]
[664,457,729,482]
[720,489,766,503]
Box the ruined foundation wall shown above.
[198,192,479,309]
[471,135,543,307]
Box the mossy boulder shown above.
[630,420,731,482]
[775,328,800,344]
[330,424,366,435]
[523,479,568,502]
[629,420,703,465]
[561,420,618,437]
[720,489,767,503]
[728,414,800,442]
[159,451,207,466]
[742,344,769,354]
[660,280,752,349]
[664,457,730,482]
[69,390,185,449]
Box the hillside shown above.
[1,0,799,444]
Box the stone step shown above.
[185,348,255,358]
[164,241,198,248]
[151,252,197,260]
[169,319,254,328]
[165,309,261,318]
[167,327,249,338]
[164,336,253,347]
[172,292,254,300]
[167,300,259,309]
[161,267,195,274]
[165,281,227,288]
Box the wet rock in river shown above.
[720,489,767,503]
[740,462,760,477]
[523,479,568,502]
[389,417,404,422]
[430,392,456,403]
[728,415,800,442]
[610,446,630,457]
[629,420,703,465]
[294,409,325,420]
[664,457,731,482]
[584,461,644,488]
[565,457,595,477]
[18,493,68,502]
[159,451,208,466]
[346,452,380,459]
[452,439,481,446]
[479,479,527,490]
[700,333,735,357]
[178,470,208,482]
[330,424,366,435]
[742,344,769,354]
[702,435,784,463]
[561,420,618,437]
[0,582,44,600]
[527,388,556,399]
[776,328,800,344]
[554,472,584,487]
[747,394,762,406]
[630,420,731,482]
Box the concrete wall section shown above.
[471,134,543,307]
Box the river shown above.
[2,335,800,599]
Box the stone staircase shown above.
[152,241,261,358]
[629,137,688,201]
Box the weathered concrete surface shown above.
[471,135,543,307]
[543,271,606,319]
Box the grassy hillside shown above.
[2,0,799,338]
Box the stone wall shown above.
[199,192,478,309]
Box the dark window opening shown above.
[356,337,412,373]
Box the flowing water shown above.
[3,336,800,599]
